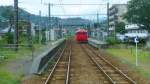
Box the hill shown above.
[0,6,91,28]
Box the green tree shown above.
[1,7,14,33]
[124,0,150,31]
[1,7,14,20]
[17,21,31,44]
[3,33,14,44]
[115,22,126,34]
[0,7,14,44]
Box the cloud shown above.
[0,0,13,5]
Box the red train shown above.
[75,29,88,43]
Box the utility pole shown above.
[48,3,51,41]
[27,14,34,61]
[27,14,31,46]
[107,2,109,36]
[96,12,99,40]
[97,12,99,24]
[48,3,51,26]
[14,0,19,51]
[39,10,42,44]
[42,2,52,41]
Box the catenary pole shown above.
[39,10,42,44]
[14,0,19,51]
[48,3,51,41]
[107,2,109,36]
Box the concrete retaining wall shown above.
[88,38,107,49]
[31,38,65,74]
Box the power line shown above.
[58,0,66,14]
[49,3,107,6]
[58,0,66,38]
[43,3,52,28]
[43,3,126,6]
[50,14,107,16]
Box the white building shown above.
[30,23,36,37]
[45,30,50,41]
[50,29,56,41]
[50,28,62,41]
[62,28,67,37]
[125,24,148,39]
[109,4,127,34]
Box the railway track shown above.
[81,44,136,84]
[70,42,111,84]
[44,40,72,84]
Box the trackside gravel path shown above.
[70,41,109,84]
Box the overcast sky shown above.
[0,0,130,19]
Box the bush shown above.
[3,33,14,44]
[106,37,120,45]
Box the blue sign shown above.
[134,37,139,43]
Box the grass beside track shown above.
[0,70,21,84]
[106,47,150,78]
[0,43,48,84]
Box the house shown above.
[0,27,14,35]
[50,28,62,41]
[124,24,148,42]
[0,27,14,40]
[30,23,36,37]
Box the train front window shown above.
[77,32,87,35]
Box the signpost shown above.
[134,36,139,66]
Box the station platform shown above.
[88,38,107,48]
[31,38,65,74]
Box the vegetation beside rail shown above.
[0,70,21,84]
[0,43,51,84]
[106,45,150,78]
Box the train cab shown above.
[75,29,88,43]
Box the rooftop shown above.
[125,24,140,30]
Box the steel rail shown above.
[65,40,72,84]
[87,45,136,84]
[44,42,67,84]
[80,44,115,84]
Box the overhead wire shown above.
[58,0,66,32]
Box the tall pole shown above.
[39,10,41,44]
[134,37,139,66]
[27,14,31,46]
[14,0,19,51]
[48,3,51,28]
[107,2,109,36]
[97,12,99,24]
[96,12,99,40]
[136,42,138,66]
[48,3,51,41]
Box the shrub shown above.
[106,37,120,45]
[3,32,14,44]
